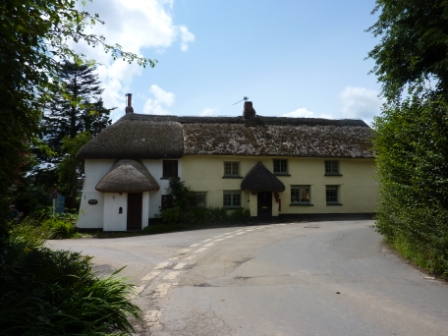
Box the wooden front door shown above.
[127,192,142,230]
[257,192,272,219]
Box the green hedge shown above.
[374,97,448,277]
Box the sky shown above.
[75,0,384,126]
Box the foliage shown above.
[0,0,156,243]
[57,132,92,209]
[166,178,198,210]
[367,1,448,101]
[0,244,141,335]
[162,206,181,224]
[44,61,113,150]
[374,96,448,277]
[9,207,78,241]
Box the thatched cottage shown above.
[76,97,377,231]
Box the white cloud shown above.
[200,108,220,116]
[143,85,175,115]
[71,0,194,120]
[179,25,195,51]
[338,86,383,122]
[282,108,333,119]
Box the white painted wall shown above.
[142,192,150,228]
[78,159,183,229]
[103,193,127,231]
[77,159,115,229]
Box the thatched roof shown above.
[77,114,183,160]
[95,159,160,193]
[77,114,374,160]
[241,162,286,192]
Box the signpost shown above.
[51,186,57,214]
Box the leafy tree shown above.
[367,0,448,101]
[57,132,91,209]
[0,0,156,240]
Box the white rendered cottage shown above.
[76,97,378,231]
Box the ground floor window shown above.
[223,191,241,208]
[326,185,339,204]
[161,194,173,210]
[193,192,207,208]
[291,185,310,204]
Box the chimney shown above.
[243,101,256,119]
[125,93,134,114]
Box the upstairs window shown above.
[325,160,340,175]
[163,160,178,178]
[224,162,240,177]
[273,159,288,174]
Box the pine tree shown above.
[39,61,113,209]
[44,61,113,151]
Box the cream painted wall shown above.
[77,159,114,228]
[103,193,127,231]
[182,155,378,216]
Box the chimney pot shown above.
[125,93,134,114]
[243,101,256,119]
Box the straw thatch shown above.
[241,162,286,192]
[77,114,374,160]
[77,114,183,160]
[95,159,160,193]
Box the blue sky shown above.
[76,0,383,125]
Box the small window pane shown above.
[224,162,239,176]
[326,185,339,203]
[223,191,241,208]
[194,192,207,207]
[163,160,178,178]
[273,159,287,173]
[291,186,310,204]
[325,161,339,174]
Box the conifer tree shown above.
[43,61,113,152]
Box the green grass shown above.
[389,234,428,269]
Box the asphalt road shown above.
[47,220,448,336]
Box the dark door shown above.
[127,192,142,230]
[257,192,272,219]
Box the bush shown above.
[42,217,76,239]
[374,97,448,278]
[0,243,141,335]
[161,206,181,224]
[228,208,251,223]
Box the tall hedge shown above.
[374,97,448,276]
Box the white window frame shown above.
[223,190,241,208]
[291,185,311,204]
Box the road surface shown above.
[47,220,448,336]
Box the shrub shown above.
[0,243,141,335]
[42,217,76,239]
[229,208,251,223]
[161,206,181,224]
[374,97,448,278]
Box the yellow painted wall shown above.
[182,155,378,215]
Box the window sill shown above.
[222,176,243,179]
[224,206,243,209]
[326,203,343,206]
[324,174,343,176]
[290,203,314,206]
[273,173,291,176]
[160,176,178,180]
